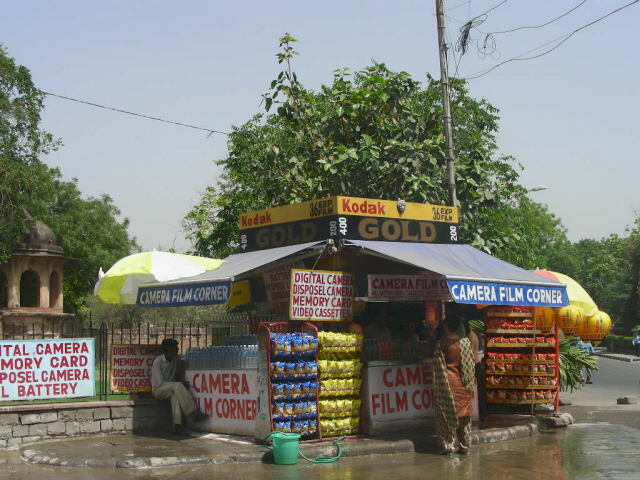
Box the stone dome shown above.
[11,210,64,256]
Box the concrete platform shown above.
[18,415,540,468]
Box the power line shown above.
[43,91,229,136]
[457,15,487,55]
[445,1,470,13]
[443,10,463,78]
[464,0,639,80]
[456,0,509,55]
[461,1,588,60]
[477,0,509,18]
[490,0,588,35]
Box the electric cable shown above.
[464,0,639,80]
[457,15,487,55]
[491,0,588,34]
[445,1,471,13]
[477,0,510,17]
[43,91,229,136]
[479,1,588,57]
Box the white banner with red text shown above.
[110,344,163,393]
[187,369,258,436]
[0,339,95,401]
[289,269,354,321]
[364,362,477,434]
[367,274,451,301]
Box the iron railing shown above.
[0,311,251,402]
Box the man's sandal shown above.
[173,426,190,435]
[192,411,209,422]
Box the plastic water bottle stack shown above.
[184,339,259,370]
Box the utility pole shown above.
[435,0,457,208]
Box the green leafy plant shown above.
[185,34,570,265]
[558,338,598,392]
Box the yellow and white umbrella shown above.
[95,251,224,305]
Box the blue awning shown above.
[136,241,325,307]
[344,240,568,307]
[136,239,568,308]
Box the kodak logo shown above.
[341,199,386,215]
[241,211,272,227]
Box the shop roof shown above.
[142,241,326,287]
[136,239,568,308]
[344,240,568,307]
[344,240,560,287]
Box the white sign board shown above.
[367,274,451,301]
[290,269,354,321]
[364,362,478,434]
[187,369,258,436]
[110,344,163,393]
[0,339,95,401]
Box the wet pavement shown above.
[15,414,537,468]
[2,422,640,479]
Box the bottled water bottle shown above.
[223,346,231,369]
[250,345,258,368]
[197,347,204,369]
[240,345,248,369]
[184,348,192,369]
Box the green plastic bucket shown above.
[264,432,300,465]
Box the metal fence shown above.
[1,311,251,402]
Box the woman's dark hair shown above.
[461,317,471,335]
[443,314,462,335]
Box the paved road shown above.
[562,356,640,429]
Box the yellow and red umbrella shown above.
[532,269,598,316]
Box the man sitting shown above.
[151,338,208,435]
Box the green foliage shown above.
[545,216,640,329]
[0,46,138,311]
[0,45,61,262]
[602,334,634,352]
[186,34,566,262]
[558,338,598,392]
[622,215,640,327]
[85,294,231,325]
[480,198,569,269]
[19,163,138,313]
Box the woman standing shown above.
[433,314,475,454]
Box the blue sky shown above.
[2,1,639,254]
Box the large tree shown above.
[185,34,565,263]
[479,198,568,269]
[1,46,137,312]
[25,162,138,312]
[0,45,61,262]
[550,217,640,329]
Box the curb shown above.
[21,447,268,468]
[21,424,537,468]
[471,423,539,445]
[596,353,640,363]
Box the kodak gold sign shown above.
[238,196,458,252]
